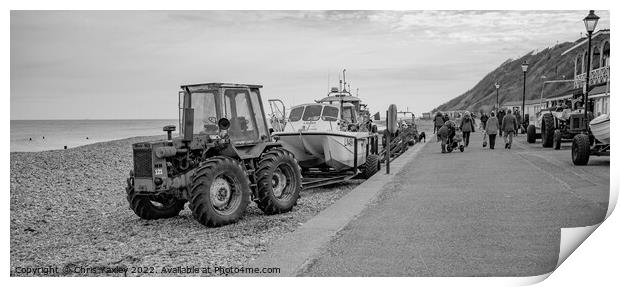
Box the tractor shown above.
[527,100,590,149]
[125,83,302,227]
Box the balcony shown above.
[574,66,610,88]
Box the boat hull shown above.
[274,132,369,171]
[590,114,610,144]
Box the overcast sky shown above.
[11,10,610,120]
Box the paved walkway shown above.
[303,130,609,276]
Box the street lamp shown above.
[494,82,500,111]
[521,60,529,133]
[583,10,599,130]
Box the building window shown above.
[602,41,610,67]
[592,46,601,70]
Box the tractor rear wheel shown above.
[256,148,302,215]
[541,115,554,148]
[572,134,590,165]
[189,156,250,227]
[526,125,536,143]
[126,179,185,220]
[360,154,380,179]
[553,130,562,150]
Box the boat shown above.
[273,102,373,171]
[589,113,610,144]
[271,70,378,172]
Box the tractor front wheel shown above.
[126,179,186,220]
[526,125,536,143]
[189,156,250,227]
[541,115,554,148]
[572,134,590,165]
[256,148,302,215]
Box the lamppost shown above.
[583,10,599,130]
[494,82,500,111]
[521,60,529,133]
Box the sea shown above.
[10,119,179,152]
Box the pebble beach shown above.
[10,136,361,276]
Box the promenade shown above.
[300,128,609,276]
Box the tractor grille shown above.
[133,147,153,178]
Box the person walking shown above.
[433,112,444,134]
[501,109,518,149]
[485,111,500,149]
[437,120,455,153]
[459,111,475,147]
[480,112,489,130]
[497,109,506,136]
[454,113,462,129]
[515,109,522,136]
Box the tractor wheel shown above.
[189,156,250,227]
[126,179,185,220]
[541,114,554,148]
[526,125,536,143]
[572,134,590,165]
[360,154,380,179]
[256,148,302,215]
[553,130,562,150]
[446,145,453,153]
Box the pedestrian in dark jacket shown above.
[437,120,455,153]
[459,111,475,147]
[497,109,506,136]
[480,113,489,130]
[485,111,499,149]
[501,109,518,149]
[433,112,444,134]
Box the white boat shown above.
[589,114,610,144]
[272,102,373,171]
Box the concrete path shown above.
[303,131,609,276]
[245,139,427,276]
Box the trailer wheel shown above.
[526,125,536,143]
[189,156,250,227]
[553,130,562,150]
[360,154,380,179]
[541,114,554,148]
[572,134,590,165]
[126,179,185,220]
[256,148,302,215]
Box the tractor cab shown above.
[179,83,270,145]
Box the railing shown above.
[574,66,610,88]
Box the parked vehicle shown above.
[527,99,590,149]
[572,113,610,165]
[125,83,302,227]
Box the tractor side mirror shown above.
[163,125,176,140]
[183,108,194,142]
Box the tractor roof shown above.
[180,83,263,90]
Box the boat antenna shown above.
[356,88,359,97]
[342,69,347,92]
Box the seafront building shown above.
[544,29,610,116]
